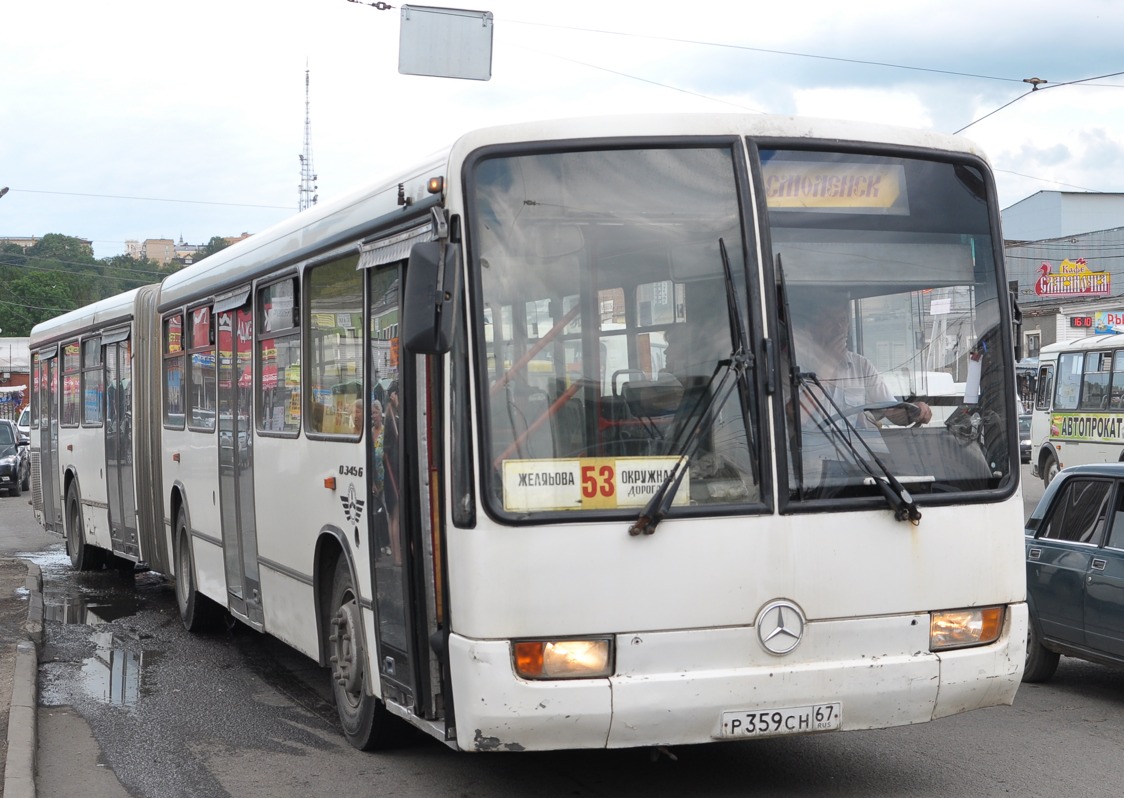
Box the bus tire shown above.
[328,557,395,751]
[1041,453,1060,489]
[1023,617,1059,683]
[65,483,102,571]
[174,508,217,633]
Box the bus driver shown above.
[789,291,932,428]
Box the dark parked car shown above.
[0,419,30,497]
[1019,414,1032,465]
[1024,463,1124,682]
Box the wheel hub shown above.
[330,600,364,696]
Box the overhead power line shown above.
[9,188,289,210]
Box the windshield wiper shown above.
[796,372,922,524]
[629,238,753,536]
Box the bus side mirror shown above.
[403,241,461,355]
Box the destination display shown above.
[502,456,690,513]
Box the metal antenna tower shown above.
[298,66,318,212]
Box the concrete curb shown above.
[5,561,41,798]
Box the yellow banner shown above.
[1051,412,1124,443]
[763,162,907,212]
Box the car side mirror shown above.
[18,436,29,447]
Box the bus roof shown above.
[140,113,991,313]
[447,113,990,164]
[1038,334,1124,357]
[29,286,147,348]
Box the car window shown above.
[1106,488,1124,550]
[1039,478,1112,544]
[0,424,11,445]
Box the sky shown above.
[3,0,1124,260]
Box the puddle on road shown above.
[41,628,162,710]
[43,595,142,625]
[81,631,152,707]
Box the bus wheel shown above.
[328,557,394,750]
[1023,618,1059,683]
[174,509,216,632]
[65,483,101,571]
[1041,454,1060,489]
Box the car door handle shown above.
[1092,558,1107,571]
[1028,547,1042,560]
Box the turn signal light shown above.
[930,606,1005,650]
[513,639,613,680]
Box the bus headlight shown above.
[512,638,613,680]
[930,606,1004,650]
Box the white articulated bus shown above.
[1030,333,1124,486]
[29,113,1026,753]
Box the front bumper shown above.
[448,603,1026,752]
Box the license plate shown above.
[721,702,842,738]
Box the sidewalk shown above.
[0,558,42,798]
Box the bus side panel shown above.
[257,567,319,661]
[65,425,112,552]
[164,427,226,603]
[253,434,336,660]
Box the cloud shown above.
[5,0,1124,255]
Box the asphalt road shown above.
[6,467,1115,798]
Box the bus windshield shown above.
[470,145,760,518]
[768,149,1012,502]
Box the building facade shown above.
[1002,193,1124,359]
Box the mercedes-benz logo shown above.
[756,599,806,656]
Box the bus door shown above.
[39,350,62,531]
[367,263,429,713]
[216,295,264,627]
[104,331,139,558]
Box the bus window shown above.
[61,340,81,427]
[258,279,301,434]
[1111,351,1124,409]
[766,148,1013,498]
[187,305,217,431]
[472,145,760,516]
[1035,364,1054,411]
[1079,352,1112,410]
[81,338,103,426]
[163,313,185,428]
[306,254,362,436]
[1055,352,1083,411]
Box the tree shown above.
[194,236,232,261]
[27,233,97,265]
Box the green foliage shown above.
[194,235,232,261]
[0,233,222,336]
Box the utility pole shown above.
[298,66,318,212]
